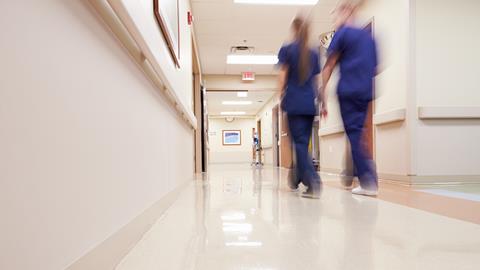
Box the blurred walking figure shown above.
[278,14,322,198]
[321,0,379,196]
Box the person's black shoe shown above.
[287,170,300,190]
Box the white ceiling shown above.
[192,0,339,75]
[207,90,276,116]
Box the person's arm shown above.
[319,53,340,117]
[276,45,289,97]
[278,65,288,97]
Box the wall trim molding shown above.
[89,0,197,129]
[418,106,480,119]
[66,180,191,270]
[374,108,406,126]
[319,125,344,137]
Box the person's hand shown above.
[320,103,328,119]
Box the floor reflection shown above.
[117,164,480,270]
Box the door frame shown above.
[272,105,280,167]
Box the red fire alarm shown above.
[187,11,194,25]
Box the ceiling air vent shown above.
[231,46,255,54]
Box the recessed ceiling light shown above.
[227,55,278,65]
[221,111,247,116]
[222,101,253,105]
[237,92,248,98]
[234,0,319,5]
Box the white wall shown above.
[414,0,480,177]
[0,0,194,269]
[208,118,256,164]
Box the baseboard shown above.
[321,169,480,187]
[411,175,480,186]
[66,180,191,270]
[378,173,412,186]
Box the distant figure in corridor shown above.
[278,14,322,198]
[321,0,379,196]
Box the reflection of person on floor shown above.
[321,0,379,196]
[278,14,322,198]
[340,193,379,269]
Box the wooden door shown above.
[280,112,293,168]
[364,21,375,159]
[272,105,280,167]
[256,120,262,164]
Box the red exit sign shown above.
[242,72,255,81]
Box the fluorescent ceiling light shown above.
[237,92,248,98]
[221,213,246,221]
[227,55,278,65]
[234,0,319,5]
[225,241,263,247]
[221,111,247,116]
[222,101,253,105]
[222,223,253,233]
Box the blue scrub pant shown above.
[287,115,321,190]
[339,97,378,190]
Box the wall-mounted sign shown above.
[242,72,255,81]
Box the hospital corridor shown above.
[1,0,480,270]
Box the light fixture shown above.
[222,101,253,105]
[222,223,253,233]
[227,54,278,65]
[222,212,246,221]
[234,0,319,5]
[225,241,263,247]
[221,111,246,116]
[237,92,248,98]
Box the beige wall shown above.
[0,0,194,269]
[414,0,480,177]
[208,117,256,164]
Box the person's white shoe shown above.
[352,186,378,197]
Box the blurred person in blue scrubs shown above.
[278,14,322,198]
[320,0,379,196]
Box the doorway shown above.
[272,105,280,167]
[280,111,293,168]
[256,119,262,164]
[192,35,207,173]
[364,20,375,158]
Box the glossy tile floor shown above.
[117,164,480,270]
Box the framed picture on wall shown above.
[222,130,241,146]
[154,0,180,67]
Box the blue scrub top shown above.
[327,25,378,101]
[278,42,321,116]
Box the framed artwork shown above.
[154,0,180,67]
[222,130,242,146]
